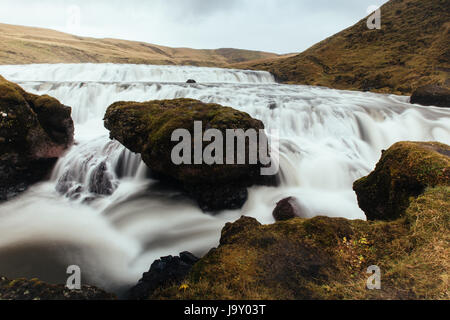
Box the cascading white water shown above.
[0,63,275,84]
[0,64,449,294]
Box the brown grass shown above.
[0,23,281,67]
[237,0,450,94]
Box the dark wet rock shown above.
[186,79,197,84]
[88,161,116,196]
[56,170,77,195]
[67,186,83,200]
[56,171,85,200]
[0,276,116,300]
[0,76,74,201]
[128,252,199,300]
[56,161,117,200]
[410,84,450,108]
[268,102,278,110]
[273,197,304,221]
[104,98,278,212]
[190,184,248,212]
[82,196,97,205]
[354,141,449,221]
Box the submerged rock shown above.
[410,84,450,108]
[0,276,116,300]
[354,141,449,221]
[0,76,74,200]
[128,252,199,300]
[104,98,278,212]
[268,102,278,110]
[88,161,117,196]
[56,159,118,201]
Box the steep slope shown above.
[0,23,281,67]
[239,0,450,95]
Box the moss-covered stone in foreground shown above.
[354,141,449,221]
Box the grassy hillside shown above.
[238,0,450,95]
[0,23,283,67]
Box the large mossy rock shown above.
[410,85,450,108]
[0,276,115,300]
[104,98,276,212]
[0,75,74,200]
[354,142,449,221]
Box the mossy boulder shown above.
[410,84,450,108]
[104,98,277,212]
[354,142,449,221]
[0,276,116,300]
[0,75,74,200]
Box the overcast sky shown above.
[0,0,389,54]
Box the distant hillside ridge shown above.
[237,0,450,95]
[0,23,286,67]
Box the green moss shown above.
[354,141,449,221]
[301,216,354,247]
[105,99,261,156]
[0,76,39,154]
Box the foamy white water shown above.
[0,63,275,84]
[0,64,449,294]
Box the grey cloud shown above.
[0,0,389,53]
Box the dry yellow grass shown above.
[0,23,281,67]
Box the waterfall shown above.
[0,63,275,84]
[0,63,449,293]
